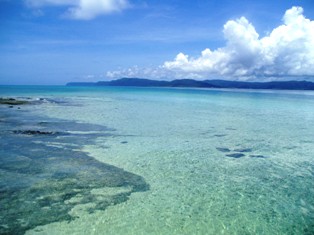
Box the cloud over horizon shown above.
[107,6,314,81]
[26,0,130,19]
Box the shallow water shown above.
[0,104,149,235]
[1,86,314,234]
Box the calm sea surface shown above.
[1,86,314,234]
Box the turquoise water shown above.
[1,86,314,234]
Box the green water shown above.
[1,86,314,234]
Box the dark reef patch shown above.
[0,107,149,235]
[214,134,227,137]
[216,147,231,153]
[0,98,30,106]
[13,130,61,135]
[225,153,245,158]
[250,154,269,159]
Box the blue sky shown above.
[0,0,314,85]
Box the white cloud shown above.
[26,0,130,19]
[26,0,79,7]
[68,0,129,20]
[105,64,219,81]
[106,66,172,80]
[162,6,314,80]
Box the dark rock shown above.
[284,146,297,149]
[13,130,59,135]
[0,98,29,105]
[216,147,231,153]
[250,155,269,159]
[214,134,227,137]
[226,153,245,158]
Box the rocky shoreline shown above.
[0,98,30,106]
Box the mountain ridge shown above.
[67,78,314,90]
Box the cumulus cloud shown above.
[26,0,130,19]
[106,66,173,80]
[162,6,314,80]
[107,7,314,80]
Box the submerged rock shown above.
[214,134,227,137]
[216,147,231,153]
[226,153,245,158]
[250,154,269,159]
[13,130,59,135]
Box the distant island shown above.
[67,78,314,90]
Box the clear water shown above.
[1,86,314,235]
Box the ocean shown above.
[1,85,314,234]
